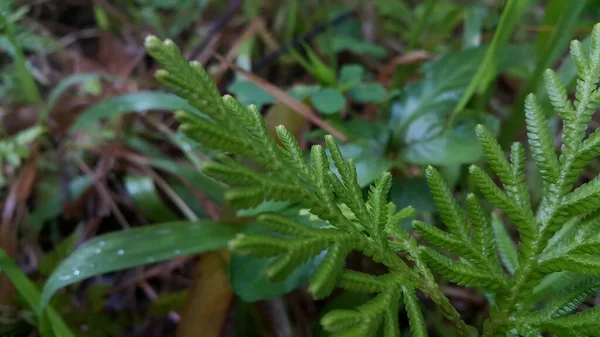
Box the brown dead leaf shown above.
[0,151,38,303]
[377,50,432,86]
[176,251,233,337]
[264,103,306,145]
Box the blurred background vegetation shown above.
[1,0,599,336]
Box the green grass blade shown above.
[0,247,75,336]
[69,91,207,131]
[0,10,41,106]
[451,0,532,119]
[499,0,587,146]
[41,221,239,310]
[42,72,100,121]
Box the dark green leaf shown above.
[231,253,322,302]
[402,114,500,166]
[390,177,436,214]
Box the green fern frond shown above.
[491,214,519,274]
[543,306,600,336]
[403,286,427,337]
[466,194,499,270]
[420,247,507,292]
[543,69,574,123]
[309,242,351,299]
[140,28,600,337]
[557,176,600,218]
[539,254,600,277]
[524,94,560,184]
[366,172,393,241]
[475,125,514,185]
[321,286,403,337]
[425,166,470,240]
[534,277,600,320]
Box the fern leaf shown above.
[508,142,534,221]
[475,125,513,185]
[320,309,363,333]
[524,94,560,183]
[321,287,402,337]
[543,69,574,123]
[228,233,288,257]
[202,161,260,186]
[543,306,600,336]
[325,136,369,225]
[337,271,396,293]
[469,165,533,245]
[413,221,477,261]
[383,291,402,337]
[275,125,313,180]
[557,176,600,218]
[576,127,600,165]
[466,194,499,270]
[540,254,600,276]
[403,286,427,337]
[257,213,317,236]
[420,247,507,292]
[535,277,600,320]
[425,166,470,240]
[491,214,519,274]
[309,242,351,299]
[367,172,393,237]
[311,145,336,209]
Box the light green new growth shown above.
[145,23,600,336]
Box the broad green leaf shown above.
[348,83,387,103]
[231,253,323,302]
[124,175,179,222]
[389,45,527,143]
[390,177,436,214]
[41,221,239,310]
[402,114,500,166]
[70,91,205,131]
[228,80,276,109]
[339,64,365,86]
[0,247,75,337]
[311,87,345,114]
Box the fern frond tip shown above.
[143,35,162,49]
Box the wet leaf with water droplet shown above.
[41,221,239,310]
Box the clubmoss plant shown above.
[145,23,600,336]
